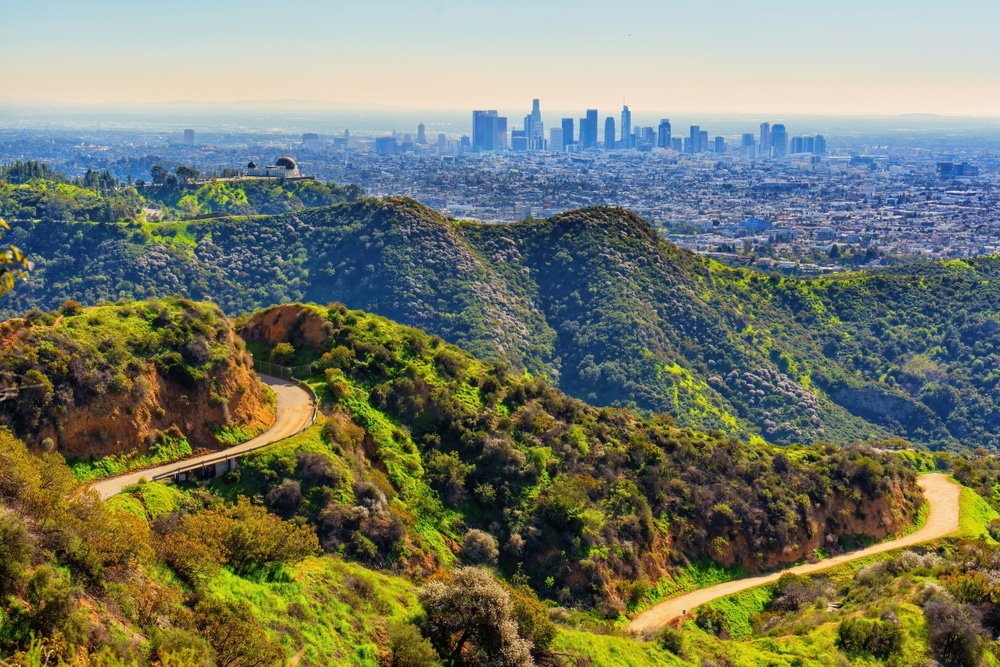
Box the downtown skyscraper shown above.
[621,105,632,149]
[472,110,507,151]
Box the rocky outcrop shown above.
[240,303,333,352]
[36,352,273,459]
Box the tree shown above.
[150,165,170,185]
[418,567,534,667]
[270,342,296,365]
[193,599,284,667]
[386,621,442,667]
[461,529,498,566]
[0,218,31,296]
[175,166,201,183]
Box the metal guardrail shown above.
[151,373,319,483]
[252,358,315,379]
[151,451,241,483]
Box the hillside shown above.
[0,160,364,223]
[0,298,274,475]
[5,189,1000,449]
[236,303,921,603]
[0,299,932,667]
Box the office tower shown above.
[688,125,700,154]
[374,137,397,155]
[741,133,755,147]
[699,130,708,153]
[771,123,787,157]
[416,123,427,145]
[621,105,632,149]
[472,110,508,151]
[183,129,194,145]
[511,130,528,151]
[671,137,682,152]
[802,136,815,154]
[438,133,446,153]
[714,136,725,154]
[604,117,616,149]
[561,118,574,146]
[657,119,672,148]
[814,135,827,155]
[525,98,544,149]
[759,123,770,152]
[580,109,598,149]
[549,127,564,151]
[302,132,321,150]
[472,110,495,151]
[791,136,804,154]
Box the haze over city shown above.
[4,0,1000,116]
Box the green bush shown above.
[654,626,685,656]
[837,616,903,659]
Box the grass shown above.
[69,435,192,481]
[896,496,931,538]
[957,484,1000,542]
[213,423,267,447]
[631,558,750,614]
[698,586,772,639]
[205,556,419,666]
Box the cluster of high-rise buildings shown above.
[471,100,827,158]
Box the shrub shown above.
[193,598,284,667]
[0,511,33,597]
[270,342,295,365]
[461,529,499,566]
[655,626,685,656]
[60,300,83,316]
[265,479,304,519]
[837,617,903,659]
[296,451,342,489]
[923,596,985,667]
[385,621,441,667]
[695,606,730,638]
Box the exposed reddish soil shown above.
[240,304,333,351]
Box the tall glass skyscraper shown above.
[621,105,632,149]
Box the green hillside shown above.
[5,182,1000,449]
[0,298,274,477]
[0,299,932,666]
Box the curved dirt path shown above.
[92,375,315,499]
[627,473,960,635]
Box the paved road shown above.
[92,375,315,499]
[627,473,961,635]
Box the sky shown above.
[3,0,1000,117]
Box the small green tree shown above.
[270,342,296,365]
[386,621,441,667]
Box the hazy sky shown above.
[4,0,1000,116]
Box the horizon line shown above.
[2,98,999,121]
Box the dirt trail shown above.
[627,473,960,636]
[92,375,315,500]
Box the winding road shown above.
[627,473,961,635]
[92,375,315,500]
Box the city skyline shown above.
[3,0,1000,117]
